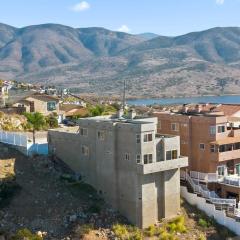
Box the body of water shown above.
[127,95,240,106]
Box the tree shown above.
[24,112,45,144]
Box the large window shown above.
[144,133,153,142]
[171,123,179,131]
[217,125,225,133]
[47,101,56,111]
[166,150,178,160]
[80,128,88,136]
[143,154,153,164]
[209,126,216,135]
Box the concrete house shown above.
[154,103,240,202]
[48,113,188,228]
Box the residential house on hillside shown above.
[154,103,240,201]
[13,93,64,122]
[48,111,188,228]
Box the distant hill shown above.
[137,32,159,40]
[1,23,240,97]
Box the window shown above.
[136,154,141,164]
[125,153,130,161]
[209,126,216,135]
[210,145,215,153]
[234,142,240,150]
[166,150,178,160]
[171,123,179,131]
[144,133,153,142]
[80,128,88,136]
[199,143,205,150]
[97,131,105,140]
[217,125,225,133]
[143,154,153,164]
[158,120,161,129]
[136,134,141,143]
[217,165,225,176]
[47,101,56,111]
[219,145,225,152]
[81,145,89,156]
[172,150,178,159]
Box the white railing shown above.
[185,172,236,207]
[222,176,240,187]
[190,171,218,182]
[0,130,27,147]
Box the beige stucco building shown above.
[48,113,188,228]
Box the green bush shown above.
[145,225,156,237]
[112,224,129,240]
[198,218,208,228]
[11,228,42,240]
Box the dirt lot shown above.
[0,143,237,240]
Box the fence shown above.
[181,186,240,235]
[0,130,48,156]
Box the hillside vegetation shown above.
[1,23,240,97]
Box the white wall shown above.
[181,186,240,235]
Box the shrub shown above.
[144,225,156,237]
[11,228,42,240]
[167,216,187,233]
[75,224,94,237]
[198,218,208,228]
[112,224,129,240]
[198,233,206,240]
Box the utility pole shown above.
[122,79,126,111]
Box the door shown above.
[236,164,240,176]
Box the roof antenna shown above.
[122,79,126,111]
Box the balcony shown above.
[187,170,240,188]
[137,157,188,175]
[220,175,240,187]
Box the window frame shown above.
[136,134,141,144]
[136,154,141,164]
[143,133,153,142]
[80,127,88,137]
[171,123,179,131]
[209,126,216,135]
[199,143,205,150]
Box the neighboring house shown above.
[0,84,10,98]
[13,93,64,122]
[154,103,240,201]
[60,104,88,118]
[48,112,188,228]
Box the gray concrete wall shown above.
[48,116,187,228]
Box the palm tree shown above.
[24,112,45,144]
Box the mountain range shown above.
[1,23,240,98]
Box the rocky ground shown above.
[0,143,238,240]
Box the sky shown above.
[0,0,240,36]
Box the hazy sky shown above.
[1,0,240,36]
